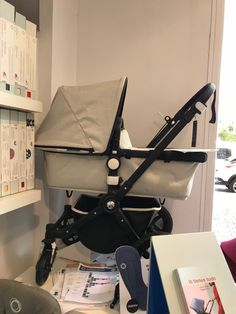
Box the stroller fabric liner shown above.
[35,76,216,286]
[43,149,199,200]
[37,77,207,200]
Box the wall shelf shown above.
[0,93,42,216]
[0,92,42,113]
[0,190,41,216]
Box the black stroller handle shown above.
[174,83,216,123]
[147,83,216,148]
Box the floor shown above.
[212,185,236,243]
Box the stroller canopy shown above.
[36,77,127,153]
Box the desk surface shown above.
[15,257,119,314]
[150,232,236,313]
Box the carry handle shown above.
[174,83,216,123]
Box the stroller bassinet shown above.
[35,77,216,285]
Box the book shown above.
[26,112,34,190]
[14,12,26,96]
[18,111,26,191]
[0,109,10,196]
[25,19,37,98]
[0,0,15,87]
[9,110,19,194]
[175,265,226,314]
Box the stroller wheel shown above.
[150,206,173,234]
[36,248,53,286]
[62,234,80,245]
[135,206,173,257]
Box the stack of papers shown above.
[50,262,118,313]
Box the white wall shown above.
[33,0,53,262]
[0,206,36,278]
[49,0,79,224]
[51,0,79,97]
[76,0,210,145]
[76,0,223,233]
[34,0,81,259]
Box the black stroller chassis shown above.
[35,77,216,286]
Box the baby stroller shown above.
[35,77,216,286]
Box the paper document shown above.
[51,262,118,312]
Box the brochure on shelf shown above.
[25,20,37,98]
[26,113,34,190]
[18,111,27,192]
[14,12,26,97]
[0,82,14,94]
[0,0,15,89]
[0,108,10,196]
[147,232,236,314]
[9,110,19,194]
[0,1,37,98]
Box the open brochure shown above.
[50,262,118,312]
[174,265,226,314]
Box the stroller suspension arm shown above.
[44,205,105,241]
[44,201,140,244]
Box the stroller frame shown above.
[35,78,216,286]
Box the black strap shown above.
[121,149,207,163]
[209,90,216,123]
[66,190,73,198]
[191,119,198,147]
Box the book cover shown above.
[25,19,37,98]
[0,108,10,196]
[175,266,225,314]
[0,0,15,86]
[14,12,26,96]
[9,110,19,194]
[26,112,34,190]
[18,111,26,191]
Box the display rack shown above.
[0,91,42,112]
[0,189,41,215]
[0,92,42,215]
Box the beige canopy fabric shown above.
[36,77,127,153]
